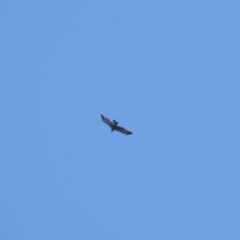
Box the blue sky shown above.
[1,1,240,239]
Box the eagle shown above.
[100,114,133,135]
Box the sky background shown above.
[1,1,240,239]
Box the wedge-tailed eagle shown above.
[100,114,133,135]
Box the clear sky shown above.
[1,1,240,239]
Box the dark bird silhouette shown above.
[100,114,133,135]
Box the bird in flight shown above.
[100,114,133,135]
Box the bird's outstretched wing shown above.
[115,125,133,135]
[100,114,113,128]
